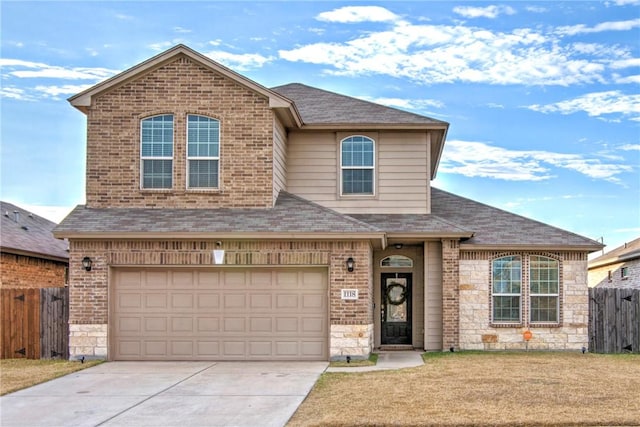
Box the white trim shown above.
[140,114,174,190]
[339,135,375,197]
[185,114,220,190]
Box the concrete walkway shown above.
[326,350,424,372]
[0,361,327,427]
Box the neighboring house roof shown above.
[588,237,640,269]
[0,201,69,262]
[429,188,603,251]
[53,192,386,245]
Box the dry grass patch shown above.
[330,353,379,368]
[288,352,640,426]
[0,359,102,396]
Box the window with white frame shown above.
[187,115,219,188]
[621,267,629,279]
[529,255,559,323]
[492,256,522,323]
[141,115,173,189]
[341,135,374,195]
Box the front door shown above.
[381,273,412,345]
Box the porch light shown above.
[346,257,355,272]
[82,257,92,272]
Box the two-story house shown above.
[54,45,602,361]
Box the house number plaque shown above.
[341,289,358,300]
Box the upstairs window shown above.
[141,115,173,189]
[187,115,220,189]
[492,256,522,323]
[341,135,374,195]
[529,256,559,323]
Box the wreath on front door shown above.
[386,283,407,305]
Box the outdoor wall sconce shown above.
[346,257,355,272]
[82,257,93,272]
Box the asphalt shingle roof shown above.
[271,83,448,126]
[429,188,602,248]
[589,237,640,266]
[349,213,471,235]
[0,201,69,260]
[54,192,381,236]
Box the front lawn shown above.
[0,359,102,396]
[288,352,640,426]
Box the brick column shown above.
[442,239,460,350]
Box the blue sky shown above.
[1,1,638,255]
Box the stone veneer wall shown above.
[67,239,373,360]
[458,251,589,350]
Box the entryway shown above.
[381,273,412,345]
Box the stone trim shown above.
[330,324,374,360]
[69,324,107,360]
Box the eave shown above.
[588,250,640,269]
[53,231,387,249]
[460,243,604,252]
[1,247,69,263]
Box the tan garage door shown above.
[111,267,328,361]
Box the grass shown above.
[329,353,379,367]
[288,352,640,426]
[0,358,102,396]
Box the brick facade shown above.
[85,55,274,209]
[589,259,640,289]
[441,239,460,350]
[67,239,374,358]
[0,252,67,289]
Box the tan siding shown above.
[286,131,431,214]
[424,241,443,350]
[273,118,287,204]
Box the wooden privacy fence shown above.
[0,288,69,359]
[589,287,639,354]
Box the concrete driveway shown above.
[0,361,328,427]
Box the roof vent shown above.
[21,225,28,231]
[13,211,19,223]
[4,211,8,217]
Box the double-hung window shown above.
[341,135,374,195]
[529,256,559,323]
[187,115,219,189]
[492,256,522,323]
[141,115,173,189]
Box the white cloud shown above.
[526,91,640,121]
[34,84,94,98]
[610,58,640,69]
[1,58,117,80]
[360,96,444,111]
[440,140,633,183]
[614,74,640,84]
[453,5,516,19]
[204,50,273,71]
[173,26,191,33]
[556,18,640,36]
[0,86,34,101]
[279,16,624,86]
[317,6,399,23]
[611,0,640,5]
[525,6,548,13]
[620,144,640,151]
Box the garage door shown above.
[111,267,328,361]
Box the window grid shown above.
[187,115,220,189]
[529,256,559,324]
[490,253,563,328]
[341,135,374,195]
[491,256,522,323]
[141,115,173,189]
